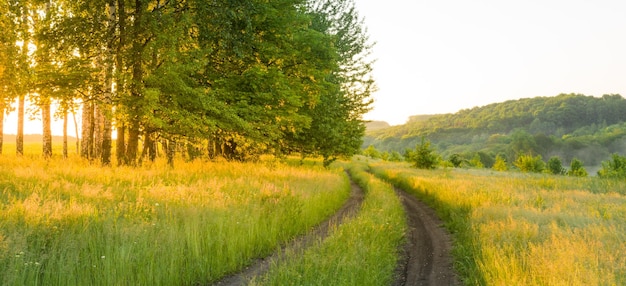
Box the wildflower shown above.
[155,203,159,207]
[101,255,106,259]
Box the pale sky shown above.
[357,0,626,125]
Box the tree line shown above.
[0,0,374,166]
[364,93,626,168]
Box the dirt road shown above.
[214,177,459,286]
[214,178,365,286]
[393,187,459,286]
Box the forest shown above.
[364,93,626,170]
[0,0,374,166]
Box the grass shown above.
[0,149,350,285]
[370,161,626,285]
[253,160,406,285]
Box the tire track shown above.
[393,187,459,286]
[214,175,365,286]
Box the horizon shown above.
[3,92,618,135]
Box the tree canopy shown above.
[365,93,626,168]
[0,0,374,165]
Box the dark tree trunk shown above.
[126,122,140,166]
[94,105,103,159]
[166,138,175,167]
[101,110,112,165]
[125,0,145,166]
[116,123,126,166]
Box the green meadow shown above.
[0,150,350,285]
[2,141,626,285]
[370,161,626,285]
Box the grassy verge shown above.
[370,161,626,285]
[0,155,349,285]
[253,161,406,286]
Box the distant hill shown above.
[365,121,391,131]
[3,134,78,143]
[364,93,626,168]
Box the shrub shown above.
[469,154,484,168]
[597,154,626,178]
[448,153,464,168]
[514,154,545,173]
[492,154,508,171]
[567,158,588,177]
[547,156,565,175]
[363,145,381,159]
[405,137,439,169]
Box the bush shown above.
[363,145,381,159]
[514,154,545,173]
[492,154,508,171]
[547,156,565,175]
[448,153,464,168]
[597,154,626,178]
[567,158,588,177]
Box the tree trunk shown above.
[101,111,112,165]
[166,138,175,167]
[72,108,79,153]
[125,0,145,166]
[116,123,126,166]
[0,100,4,155]
[63,109,68,158]
[101,0,115,166]
[42,99,52,158]
[16,94,24,156]
[0,100,6,155]
[93,105,103,159]
[81,100,94,159]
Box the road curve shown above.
[213,176,365,286]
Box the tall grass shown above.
[0,153,350,285]
[254,161,406,285]
[371,162,626,285]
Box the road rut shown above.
[214,177,365,285]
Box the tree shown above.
[405,137,439,169]
[567,158,587,177]
[286,0,374,166]
[547,156,565,175]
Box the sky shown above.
[5,0,626,135]
[356,0,626,125]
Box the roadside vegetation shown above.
[0,152,350,285]
[254,161,405,285]
[370,161,626,285]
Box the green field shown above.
[0,152,352,285]
[369,161,626,285]
[2,144,626,285]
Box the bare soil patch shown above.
[214,177,365,286]
[393,187,459,286]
